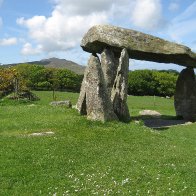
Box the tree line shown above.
[0,64,179,98]
[0,64,83,98]
[128,70,178,97]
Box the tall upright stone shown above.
[174,68,196,121]
[76,67,88,115]
[111,48,131,122]
[101,48,118,97]
[76,54,118,122]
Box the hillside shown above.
[2,57,85,75]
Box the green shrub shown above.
[14,64,83,92]
[128,70,178,96]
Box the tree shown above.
[153,71,177,96]
[128,70,156,96]
[0,68,17,93]
[1,64,83,96]
[56,69,82,91]
[128,70,178,96]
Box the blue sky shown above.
[0,0,195,71]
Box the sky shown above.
[0,0,196,71]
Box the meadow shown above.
[0,91,195,195]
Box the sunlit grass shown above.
[0,91,195,195]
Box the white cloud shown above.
[21,42,42,55]
[17,0,111,55]
[0,0,3,28]
[0,17,2,28]
[0,37,18,46]
[192,41,196,52]
[53,0,115,15]
[17,16,46,29]
[168,1,196,43]
[17,0,169,56]
[169,2,179,11]
[172,1,196,23]
[131,0,166,30]
[0,0,3,7]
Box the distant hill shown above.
[1,57,85,75]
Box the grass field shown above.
[0,91,196,195]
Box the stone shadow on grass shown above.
[132,115,189,130]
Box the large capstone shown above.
[81,25,196,68]
[101,48,118,97]
[174,68,196,121]
[111,48,131,122]
[76,54,118,122]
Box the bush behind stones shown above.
[128,70,178,97]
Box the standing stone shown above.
[76,54,118,122]
[111,48,131,122]
[174,68,196,121]
[101,48,119,97]
[76,65,89,115]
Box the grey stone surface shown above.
[101,48,119,97]
[139,110,161,117]
[50,100,72,107]
[174,68,196,121]
[111,48,131,122]
[81,25,196,68]
[76,54,118,122]
[76,67,88,115]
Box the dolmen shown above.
[76,25,196,122]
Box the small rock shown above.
[50,100,72,108]
[28,104,36,107]
[134,120,140,124]
[7,90,40,101]
[72,105,77,109]
[184,122,193,125]
[139,110,161,117]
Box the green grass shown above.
[0,91,196,195]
